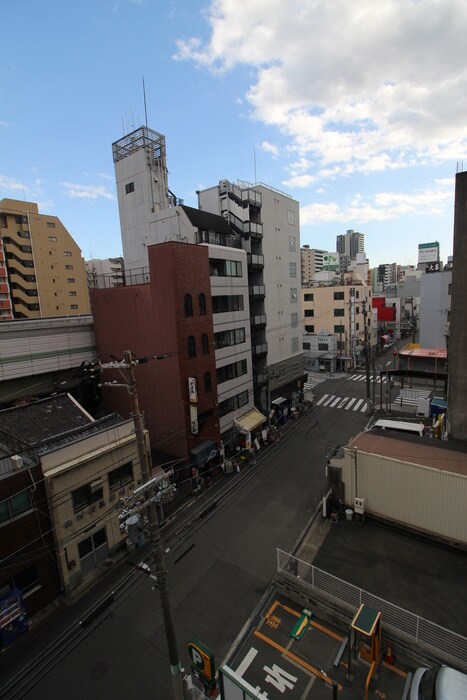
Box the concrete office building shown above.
[198,179,306,412]
[0,199,90,321]
[336,229,364,272]
[301,247,327,285]
[86,257,125,289]
[419,268,451,349]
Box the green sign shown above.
[187,639,216,687]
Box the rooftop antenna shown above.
[254,146,257,184]
[143,76,149,128]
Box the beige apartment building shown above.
[0,199,90,320]
[302,277,374,369]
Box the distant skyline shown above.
[1,0,464,268]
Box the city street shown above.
[1,374,371,700]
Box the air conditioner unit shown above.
[76,512,84,520]
[11,455,23,470]
[90,479,102,493]
[64,520,72,529]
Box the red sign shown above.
[393,348,397,356]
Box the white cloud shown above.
[177,1,467,181]
[0,174,26,194]
[60,181,115,201]
[301,181,453,226]
[260,141,279,157]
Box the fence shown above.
[276,548,467,672]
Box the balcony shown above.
[254,371,268,386]
[243,221,263,238]
[251,314,267,329]
[252,343,268,357]
[247,253,264,269]
[249,285,265,299]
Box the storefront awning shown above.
[189,439,217,467]
[234,408,267,433]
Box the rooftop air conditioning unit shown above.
[11,455,23,470]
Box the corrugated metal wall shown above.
[341,448,467,544]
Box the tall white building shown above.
[198,180,305,411]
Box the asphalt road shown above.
[1,374,371,700]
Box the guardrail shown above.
[276,548,467,671]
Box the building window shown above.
[289,262,297,278]
[291,337,299,352]
[290,288,297,303]
[198,293,207,315]
[0,490,32,524]
[305,325,314,333]
[214,327,246,349]
[204,372,212,393]
[46,221,56,228]
[48,235,57,242]
[291,312,298,328]
[289,235,296,252]
[188,336,196,358]
[304,293,314,301]
[334,308,345,317]
[108,462,133,490]
[217,359,248,384]
[334,325,345,333]
[212,295,244,313]
[69,291,77,297]
[64,251,72,257]
[67,278,75,283]
[318,343,329,351]
[70,304,78,309]
[71,482,103,513]
[219,389,249,417]
[333,291,344,300]
[210,259,242,277]
[303,342,311,350]
[304,309,314,317]
[201,333,209,355]
[184,293,193,317]
[125,182,135,194]
[66,264,74,270]
[287,208,296,226]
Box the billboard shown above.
[418,242,439,264]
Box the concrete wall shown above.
[338,446,467,544]
[419,270,451,348]
[448,171,467,440]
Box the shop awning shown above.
[189,439,217,467]
[234,408,267,433]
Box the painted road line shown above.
[361,402,367,412]
[236,647,259,677]
[345,398,357,410]
[353,399,364,411]
[330,396,341,407]
[338,397,349,408]
[254,630,343,690]
[323,395,336,406]
[316,394,329,406]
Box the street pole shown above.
[362,302,371,403]
[102,351,184,700]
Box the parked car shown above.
[410,665,467,700]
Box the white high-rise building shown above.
[198,180,305,410]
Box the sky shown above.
[1,0,465,269]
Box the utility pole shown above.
[101,350,184,700]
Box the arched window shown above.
[187,336,196,358]
[204,372,212,393]
[201,333,209,355]
[199,293,207,315]
[184,293,193,317]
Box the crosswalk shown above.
[350,373,388,383]
[315,394,369,412]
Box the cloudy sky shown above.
[1,0,464,267]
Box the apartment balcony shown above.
[251,314,267,329]
[243,221,263,238]
[249,285,265,299]
[0,283,9,294]
[0,299,12,310]
[252,342,268,357]
[247,253,264,269]
[254,370,268,386]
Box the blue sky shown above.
[1,0,465,268]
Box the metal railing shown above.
[276,548,467,671]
